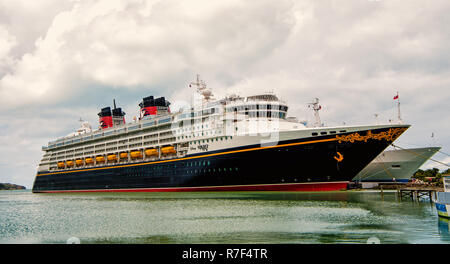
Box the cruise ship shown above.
[32,76,410,193]
[352,146,441,183]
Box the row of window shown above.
[176,108,219,120]
[246,111,286,119]
[48,122,173,149]
[227,104,288,112]
[187,167,239,174]
[311,130,346,136]
[189,136,233,145]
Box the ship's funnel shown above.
[112,99,126,126]
[98,107,113,129]
[139,96,171,119]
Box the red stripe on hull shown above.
[35,182,349,193]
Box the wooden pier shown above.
[377,183,443,202]
[397,187,438,201]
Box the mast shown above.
[308,98,322,127]
[190,74,214,107]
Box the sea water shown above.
[0,190,448,244]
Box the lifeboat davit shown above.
[75,159,83,166]
[96,156,105,163]
[85,158,94,164]
[107,154,117,162]
[119,152,128,159]
[57,162,65,169]
[161,146,176,155]
[66,160,74,167]
[145,148,158,156]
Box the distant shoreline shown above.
[0,183,26,190]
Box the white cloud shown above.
[0,0,295,108]
[0,25,17,75]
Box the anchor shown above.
[334,152,344,162]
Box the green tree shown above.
[413,167,447,186]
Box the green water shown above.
[0,190,449,244]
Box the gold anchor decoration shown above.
[334,152,344,162]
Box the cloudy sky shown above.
[0,0,449,188]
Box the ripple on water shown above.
[0,190,446,243]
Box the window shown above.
[312,132,318,136]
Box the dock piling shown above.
[397,187,440,203]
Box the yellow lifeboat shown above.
[161,146,176,155]
[66,160,74,167]
[85,157,94,164]
[130,151,143,159]
[57,162,65,168]
[145,148,158,156]
[107,154,117,162]
[119,152,128,159]
[75,159,83,166]
[96,156,105,163]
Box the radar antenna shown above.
[307,98,322,127]
[190,74,214,101]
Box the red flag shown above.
[393,94,398,100]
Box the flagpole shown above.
[396,91,402,123]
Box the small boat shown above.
[145,148,158,157]
[161,146,176,155]
[130,150,143,159]
[435,175,450,218]
[107,154,117,162]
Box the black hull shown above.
[32,126,408,192]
